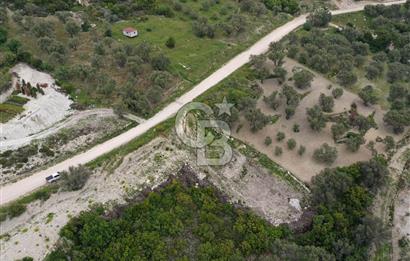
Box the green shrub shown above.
[60,165,92,191]
[287,138,296,150]
[276,131,285,141]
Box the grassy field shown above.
[332,11,370,30]
[0,95,29,123]
[113,14,289,84]
[4,1,291,116]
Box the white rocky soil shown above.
[1,64,73,150]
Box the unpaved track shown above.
[0,0,406,205]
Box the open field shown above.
[2,0,291,117]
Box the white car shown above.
[45,172,61,183]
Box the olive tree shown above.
[307,8,332,27]
[293,68,314,89]
[307,105,327,131]
[358,85,378,106]
[313,143,338,165]
[332,87,344,99]
[319,93,334,112]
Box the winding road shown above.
[1,0,406,205]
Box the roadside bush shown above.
[307,8,331,27]
[60,165,92,191]
[313,143,337,165]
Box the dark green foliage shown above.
[383,109,410,134]
[365,61,383,80]
[245,108,271,132]
[331,122,348,141]
[151,53,170,71]
[282,85,300,119]
[332,87,344,99]
[0,26,8,45]
[287,138,296,150]
[344,132,365,152]
[358,85,378,106]
[313,143,337,165]
[60,165,92,191]
[307,105,326,132]
[64,19,80,37]
[383,135,395,151]
[384,82,410,133]
[298,145,306,156]
[319,93,334,112]
[264,136,272,146]
[337,69,357,87]
[307,8,332,27]
[47,180,288,260]
[264,91,281,110]
[305,158,389,259]
[293,68,313,89]
[276,131,285,141]
[165,37,175,48]
[192,17,214,38]
[275,146,283,156]
[263,0,299,14]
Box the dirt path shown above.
[1,109,115,151]
[0,0,406,206]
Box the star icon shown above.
[216,97,234,116]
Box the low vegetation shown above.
[0,185,58,222]
[0,95,28,123]
[60,165,91,191]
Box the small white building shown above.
[122,27,138,38]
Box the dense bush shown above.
[60,165,92,191]
[46,179,289,260]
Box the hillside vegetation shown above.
[47,157,389,260]
[0,0,306,117]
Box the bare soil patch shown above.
[0,110,132,185]
[0,134,303,260]
[232,58,404,182]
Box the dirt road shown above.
[1,0,406,206]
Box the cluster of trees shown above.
[46,179,289,260]
[288,2,410,90]
[47,157,389,260]
[303,158,390,259]
[384,83,410,133]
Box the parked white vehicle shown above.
[45,172,61,183]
